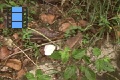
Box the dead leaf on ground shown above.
[16,68,26,79]
[59,17,77,32]
[12,33,19,39]
[66,33,83,49]
[31,27,63,43]
[0,46,11,59]
[78,20,88,27]
[59,22,71,32]
[0,23,4,29]
[40,14,55,24]
[5,59,22,70]
[59,22,77,32]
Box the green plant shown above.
[26,69,51,80]
[21,28,33,40]
[0,17,4,22]
[64,26,84,38]
[49,47,115,80]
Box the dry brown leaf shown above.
[59,17,77,32]
[16,69,26,79]
[59,22,71,32]
[78,20,88,27]
[59,22,77,32]
[5,59,22,70]
[31,27,63,43]
[66,33,82,49]
[13,33,19,39]
[0,46,10,59]
[40,14,55,24]
[0,23,4,29]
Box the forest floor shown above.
[0,0,120,80]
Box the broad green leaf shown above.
[72,49,85,59]
[37,75,51,80]
[50,51,61,59]
[79,65,86,72]
[26,72,36,80]
[82,55,90,63]
[92,47,101,56]
[85,68,96,80]
[81,76,89,80]
[102,58,114,72]
[95,59,102,71]
[95,58,114,72]
[35,69,43,77]
[60,47,70,63]
[64,65,77,80]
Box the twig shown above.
[4,40,60,60]
[12,43,38,67]
[28,27,57,46]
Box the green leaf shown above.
[26,72,36,80]
[50,51,61,59]
[35,69,43,77]
[92,47,101,56]
[37,75,51,80]
[82,55,90,63]
[72,49,86,59]
[9,1,18,6]
[64,65,77,80]
[85,68,96,80]
[95,59,102,71]
[79,65,86,72]
[60,47,70,63]
[95,58,114,72]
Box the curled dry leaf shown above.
[40,14,55,24]
[5,59,22,70]
[78,20,88,27]
[66,33,83,49]
[0,46,10,59]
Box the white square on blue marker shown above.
[12,13,22,21]
[12,7,22,12]
[12,22,22,28]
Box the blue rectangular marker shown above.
[7,7,28,28]
[12,7,22,12]
[12,13,22,21]
[12,22,22,28]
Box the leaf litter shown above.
[0,0,120,80]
